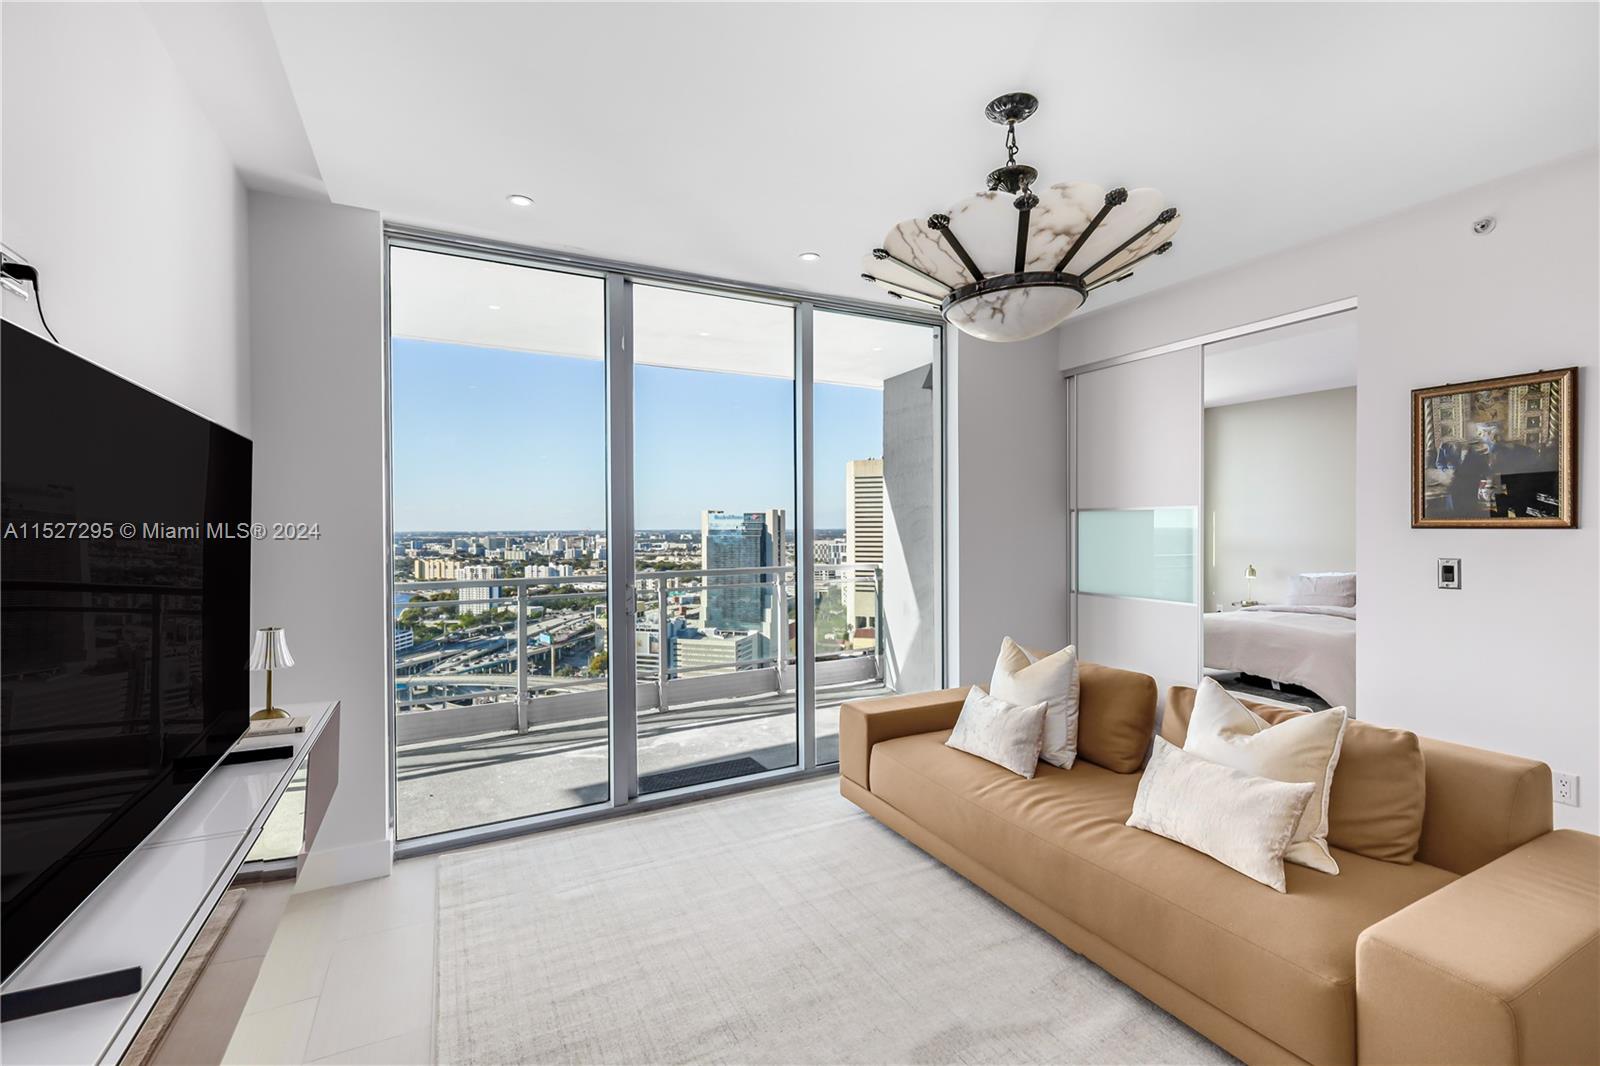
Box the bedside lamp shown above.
[1243,564,1258,608]
[248,626,295,720]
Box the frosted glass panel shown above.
[1077,508,1196,603]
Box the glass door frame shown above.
[384,226,946,857]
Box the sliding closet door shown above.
[1072,347,1202,696]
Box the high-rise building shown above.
[845,459,884,629]
[413,557,461,581]
[701,509,784,634]
[673,628,760,673]
[458,564,499,617]
[813,538,846,565]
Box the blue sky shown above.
[392,339,883,531]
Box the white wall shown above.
[947,329,1070,684]
[1204,388,1357,611]
[0,2,250,433]
[1058,151,1599,831]
[248,191,391,886]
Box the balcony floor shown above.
[251,677,886,856]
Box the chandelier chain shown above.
[1004,122,1019,167]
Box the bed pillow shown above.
[1128,737,1316,892]
[1163,686,1427,864]
[1183,678,1348,875]
[990,638,1080,768]
[1287,571,1357,608]
[946,687,1049,779]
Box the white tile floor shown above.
[221,858,439,1066]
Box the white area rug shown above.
[436,777,1233,1065]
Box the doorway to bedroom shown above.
[1201,310,1358,713]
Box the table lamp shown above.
[1243,564,1258,607]
[248,626,295,720]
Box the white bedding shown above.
[1203,605,1356,712]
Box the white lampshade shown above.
[247,627,295,671]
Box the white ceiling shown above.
[390,246,937,387]
[151,2,1597,316]
[1203,311,1358,408]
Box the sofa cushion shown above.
[1166,686,1427,864]
[1129,736,1315,892]
[1184,679,1348,875]
[1072,662,1157,772]
[868,730,1457,1066]
[946,687,1049,778]
[992,639,1080,769]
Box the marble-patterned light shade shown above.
[865,179,1180,341]
[945,285,1085,344]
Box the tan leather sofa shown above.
[839,666,1600,1066]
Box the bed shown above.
[1203,604,1356,712]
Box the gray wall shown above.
[881,365,939,692]
[948,330,1070,685]
[1204,387,1357,611]
[1058,151,1599,831]
[248,191,391,886]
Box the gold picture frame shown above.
[1411,367,1578,528]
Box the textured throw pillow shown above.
[1286,572,1357,607]
[1183,678,1348,874]
[946,687,1049,779]
[1163,686,1426,864]
[1128,737,1316,892]
[990,638,1080,768]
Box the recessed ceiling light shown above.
[871,346,884,352]
[487,304,502,311]
[697,331,711,337]
[506,194,534,207]
[797,251,822,262]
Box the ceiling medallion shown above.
[862,92,1181,343]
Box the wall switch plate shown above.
[1437,558,1461,589]
[1554,772,1579,807]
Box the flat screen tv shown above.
[1,319,252,981]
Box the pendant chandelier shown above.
[862,92,1181,343]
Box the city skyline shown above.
[391,339,887,531]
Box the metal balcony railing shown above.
[391,563,883,743]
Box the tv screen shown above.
[1,320,252,980]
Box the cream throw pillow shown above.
[946,687,1049,779]
[1183,678,1348,874]
[990,638,1080,769]
[1129,737,1316,892]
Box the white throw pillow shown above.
[990,637,1080,769]
[1128,737,1316,892]
[946,687,1049,779]
[1286,572,1357,608]
[1183,678,1348,874]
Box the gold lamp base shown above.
[251,706,291,721]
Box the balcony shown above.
[251,565,890,855]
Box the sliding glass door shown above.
[388,248,611,839]
[387,236,944,845]
[632,286,798,793]
[812,311,942,764]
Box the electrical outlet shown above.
[1554,772,1579,807]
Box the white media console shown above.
[0,700,341,1065]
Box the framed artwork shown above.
[1412,367,1577,528]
